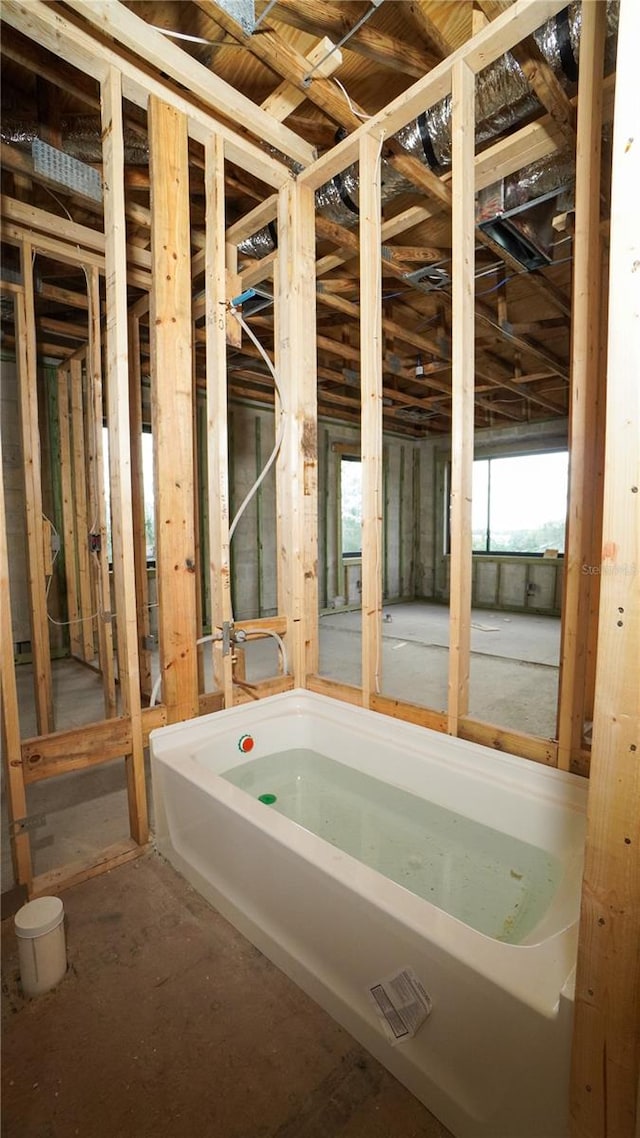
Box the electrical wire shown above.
[228,307,285,542]
[333,78,371,122]
[473,255,574,299]
[151,26,242,48]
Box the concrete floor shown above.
[319,602,560,738]
[1,852,452,1138]
[2,602,560,890]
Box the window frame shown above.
[447,447,569,558]
[339,454,363,560]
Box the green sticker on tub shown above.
[258,793,277,805]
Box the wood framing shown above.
[128,312,152,699]
[87,266,117,715]
[359,132,384,706]
[570,2,640,1132]
[56,367,82,658]
[148,96,199,723]
[69,356,95,662]
[0,8,635,1128]
[557,0,606,771]
[101,66,148,844]
[275,178,319,684]
[1,1,302,188]
[15,247,53,734]
[0,441,32,886]
[447,60,475,734]
[298,0,569,190]
[205,131,233,706]
[64,0,314,167]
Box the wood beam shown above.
[69,358,95,663]
[127,312,152,700]
[205,132,234,706]
[15,246,54,735]
[557,1,606,771]
[359,133,383,706]
[63,0,314,167]
[276,180,319,684]
[260,37,343,121]
[0,433,32,886]
[404,1,455,60]
[100,66,148,844]
[272,0,439,76]
[298,0,569,189]
[570,2,640,1134]
[447,60,475,735]
[196,1,361,131]
[1,0,294,187]
[148,97,199,723]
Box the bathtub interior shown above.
[156,691,586,945]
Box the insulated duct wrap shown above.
[238,0,618,258]
[1,117,151,166]
[1,2,618,262]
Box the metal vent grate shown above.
[32,138,103,203]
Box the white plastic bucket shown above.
[15,896,67,997]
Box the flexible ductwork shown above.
[0,115,150,166]
[238,0,618,258]
[1,2,618,261]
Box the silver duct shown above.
[0,116,150,166]
[0,2,618,256]
[239,0,618,257]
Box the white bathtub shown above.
[150,689,586,1138]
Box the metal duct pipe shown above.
[1,2,617,257]
[238,0,618,257]
[0,116,149,166]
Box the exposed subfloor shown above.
[2,602,560,890]
[1,852,452,1138]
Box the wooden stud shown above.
[101,66,148,844]
[276,179,319,684]
[557,0,606,770]
[87,266,116,713]
[30,839,146,899]
[582,243,610,727]
[56,367,81,658]
[255,417,264,618]
[0,437,32,886]
[298,0,568,191]
[260,37,342,121]
[69,357,95,662]
[357,136,384,703]
[204,132,234,706]
[192,346,205,695]
[148,96,199,723]
[15,246,53,734]
[128,312,152,700]
[64,0,314,167]
[447,60,475,735]
[458,717,557,766]
[570,1,640,1132]
[1,1,299,187]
